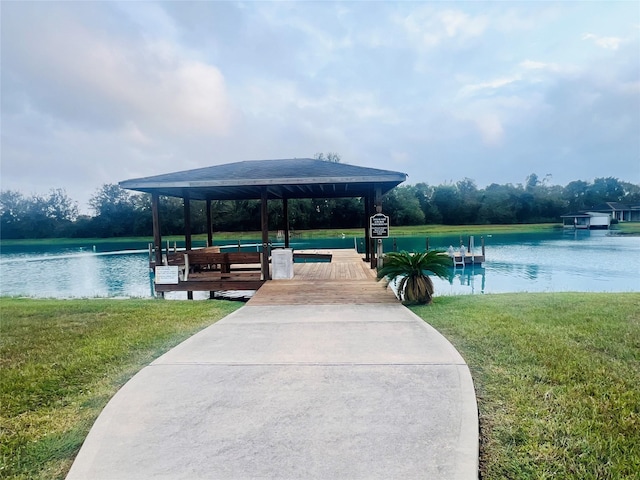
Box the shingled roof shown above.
[120,158,407,200]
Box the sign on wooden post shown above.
[155,266,179,284]
[370,213,390,238]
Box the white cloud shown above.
[400,7,489,49]
[4,5,235,137]
[519,60,577,75]
[458,76,522,98]
[582,33,623,50]
[2,1,639,211]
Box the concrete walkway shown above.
[66,304,478,479]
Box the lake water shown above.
[1,230,638,299]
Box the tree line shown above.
[1,175,638,240]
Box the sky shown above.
[2,1,639,214]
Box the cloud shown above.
[2,4,235,137]
[1,1,638,213]
[519,60,577,75]
[399,7,489,49]
[457,76,522,98]
[582,33,623,50]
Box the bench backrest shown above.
[185,251,261,266]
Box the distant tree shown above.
[383,186,425,226]
[329,198,363,228]
[0,190,28,238]
[45,188,79,222]
[620,181,640,203]
[562,180,589,212]
[456,178,480,224]
[314,152,341,163]
[89,184,139,237]
[431,184,462,224]
[413,183,442,224]
[477,183,520,224]
[3,174,639,240]
[586,177,626,206]
[0,188,78,238]
[525,173,540,191]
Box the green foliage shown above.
[2,176,639,240]
[0,189,78,239]
[314,152,341,163]
[377,250,452,304]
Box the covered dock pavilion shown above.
[119,158,407,297]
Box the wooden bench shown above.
[184,252,263,281]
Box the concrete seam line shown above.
[148,362,468,367]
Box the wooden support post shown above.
[260,187,270,280]
[205,199,215,299]
[183,191,193,300]
[151,193,163,267]
[183,191,192,252]
[364,192,371,262]
[151,193,163,298]
[371,187,382,269]
[283,198,290,248]
[426,237,430,251]
[206,200,213,248]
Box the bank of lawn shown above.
[412,292,639,480]
[0,223,564,247]
[1,222,638,248]
[0,298,241,480]
[1,293,639,479]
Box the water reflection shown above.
[1,230,639,298]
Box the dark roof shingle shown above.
[120,158,407,200]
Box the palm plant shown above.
[377,250,452,305]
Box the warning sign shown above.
[370,213,390,238]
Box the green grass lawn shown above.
[2,222,638,248]
[411,293,640,480]
[2,294,639,479]
[0,298,241,480]
[0,223,564,247]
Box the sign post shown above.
[370,214,389,269]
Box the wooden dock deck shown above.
[248,249,398,305]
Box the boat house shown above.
[561,211,611,229]
[120,158,407,297]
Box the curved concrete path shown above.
[67,304,478,479]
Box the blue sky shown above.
[2,1,639,213]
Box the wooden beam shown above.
[183,191,192,251]
[283,198,290,248]
[151,193,162,266]
[183,191,192,299]
[260,187,270,280]
[364,192,371,262]
[155,280,265,292]
[206,199,213,247]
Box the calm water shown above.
[1,230,638,299]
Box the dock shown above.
[151,246,486,299]
[249,249,397,305]
[66,250,479,480]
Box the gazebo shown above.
[120,158,407,294]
